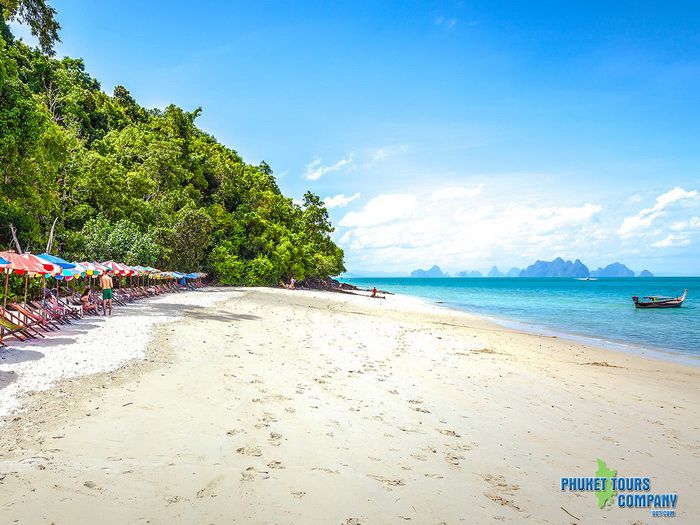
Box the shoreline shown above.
[342,281,700,366]
[0,287,697,523]
[2,285,698,424]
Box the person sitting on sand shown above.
[100,270,114,316]
[80,287,99,314]
[289,277,296,290]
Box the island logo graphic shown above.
[560,459,678,517]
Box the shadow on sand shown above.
[0,348,45,366]
[0,369,18,391]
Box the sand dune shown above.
[0,287,697,523]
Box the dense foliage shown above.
[0,7,344,285]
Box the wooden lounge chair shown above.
[9,303,60,332]
[30,299,73,325]
[0,316,31,343]
[0,306,42,339]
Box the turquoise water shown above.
[339,277,700,360]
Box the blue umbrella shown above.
[37,253,76,269]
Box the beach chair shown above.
[0,306,43,339]
[9,303,60,332]
[31,299,73,325]
[0,316,32,343]
[55,295,83,319]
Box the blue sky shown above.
[11,1,700,275]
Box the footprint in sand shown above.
[83,480,101,491]
[452,439,475,450]
[268,432,283,446]
[437,429,461,438]
[236,446,262,457]
[483,474,522,512]
[164,495,185,505]
[241,467,269,482]
[444,452,465,468]
[411,407,431,413]
[411,452,427,462]
[267,460,285,470]
[312,467,340,474]
[367,474,406,490]
[291,490,306,498]
[196,475,224,498]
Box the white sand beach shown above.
[0,287,698,524]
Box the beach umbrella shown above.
[0,251,58,308]
[90,261,110,274]
[36,253,76,270]
[36,254,84,293]
[77,261,103,278]
[102,260,136,276]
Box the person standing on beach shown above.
[100,270,114,315]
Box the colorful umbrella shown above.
[36,253,76,270]
[77,261,105,277]
[0,251,58,275]
[0,251,59,308]
[102,261,135,276]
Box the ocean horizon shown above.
[339,276,700,362]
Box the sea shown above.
[338,277,700,363]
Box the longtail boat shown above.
[632,289,687,309]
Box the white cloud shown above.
[340,194,418,228]
[618,187,698,237]
[324,193,361,209]
[652,235,692,248]
[430,184,483,201]
[337,185,606,271]
[362,145,408,169]
[435,16,457,29]
[669,217,700,231]
[304,153,354,181]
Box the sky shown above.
[10,1,700,275]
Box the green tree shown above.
[2,0,60,55]
[0,13,345,284]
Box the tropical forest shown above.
[0,0,345,290]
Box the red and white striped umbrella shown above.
[102,260,136,276]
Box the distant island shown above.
[410,265,448,278]
[409,258,655,278]
[519,257,590,278]
[487,266,521,277]
[590,262,634,278]
[456,270,482,277]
